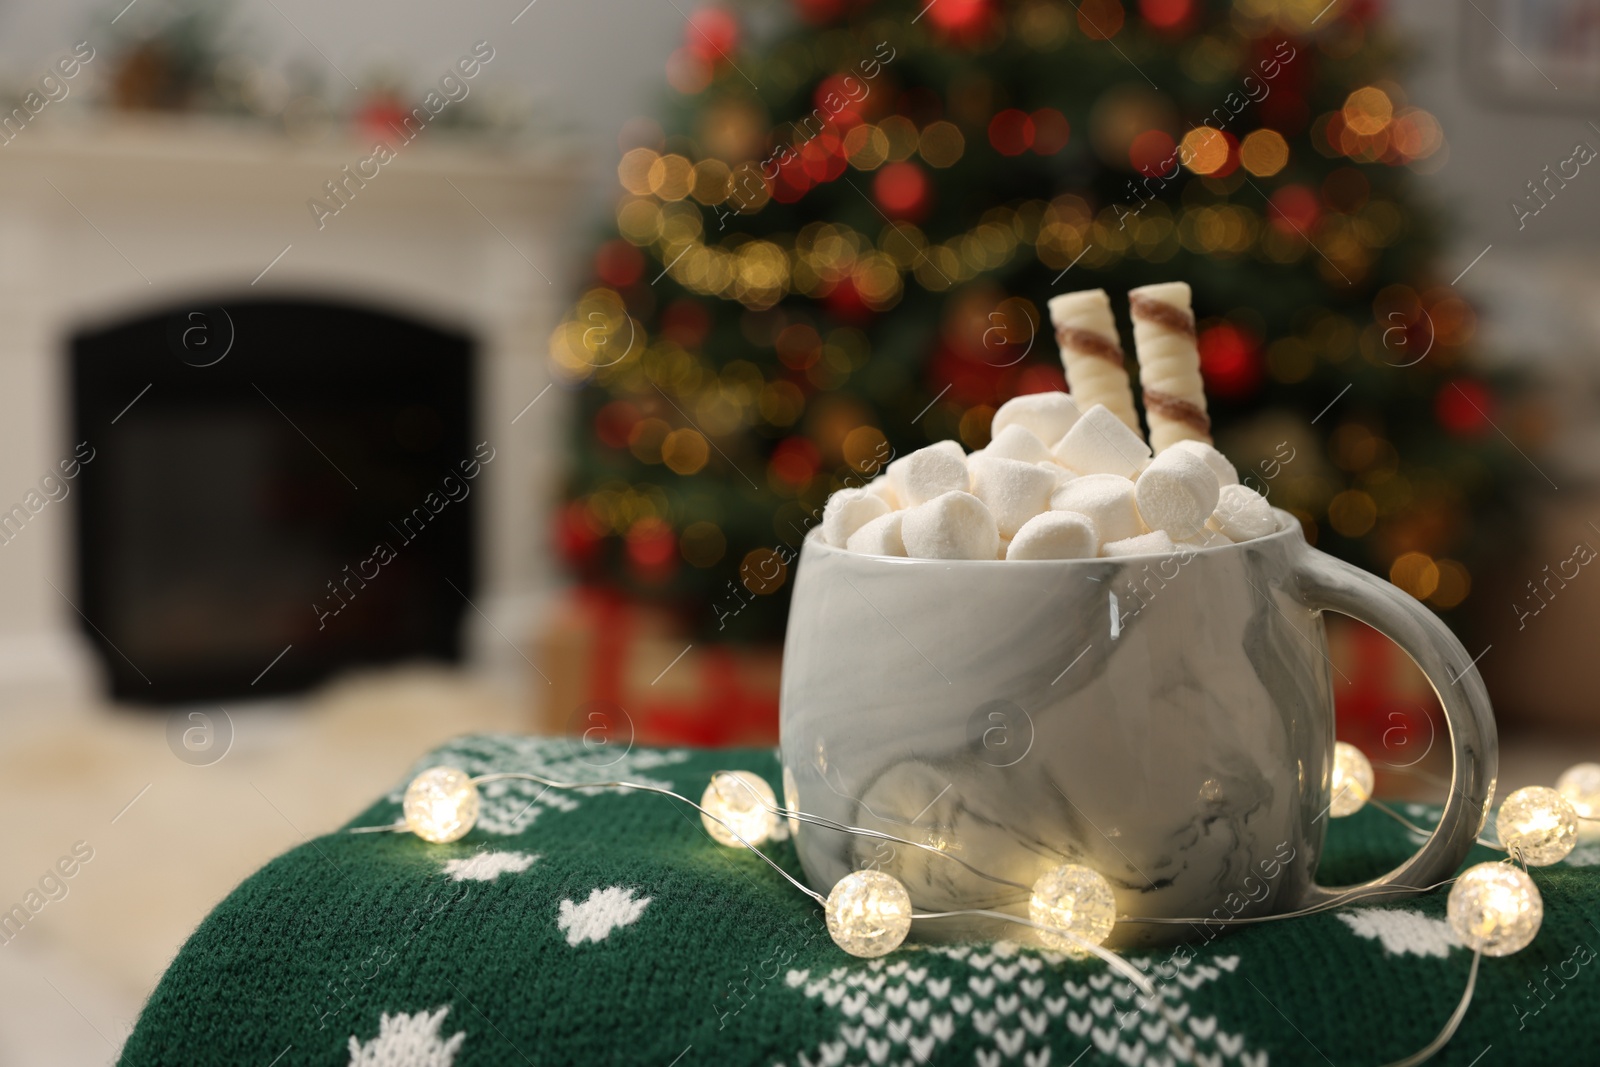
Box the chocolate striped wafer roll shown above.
[1047,289,1142,437]
[1128,281,1211,452]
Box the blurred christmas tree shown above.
[550,0,1526,642]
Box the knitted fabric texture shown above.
[120,736,1598,1066]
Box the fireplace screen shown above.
[72,299,476,703]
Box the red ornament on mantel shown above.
[355,93,409,141]
[684,7,741,65]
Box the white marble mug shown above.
[779,510,1497,947]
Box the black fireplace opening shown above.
[72,298,477,704]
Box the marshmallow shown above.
[968,454,1056,539]
[991,392,1081,448]
[1103,530,1177,557]
[1007,510,1099,560]
[1135,447,1221,541]
[1052,404,1152,479]
[864,475,901,510]
[1166,439,1238,486]
[1048,289,1142,435]
[888,444,969,507]
[981,423,1057,466]
[1128,281,1212,452]
[846,510,906,556]
[1207,484,1278,543]
[822,487,891,547]
[1050,473,1143,544]
[901,490,1001,561]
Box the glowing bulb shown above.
[825,870,913,958]
[700,771,778,848]
[1495,785,1578,866]
[1447,861,1543,956]
[403,766,479,843]
[1329,741,1374,817]
[1029,863,1117,954]
[1556,762,1600,822]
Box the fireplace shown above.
[71,299,477,703]
[0,119,576,710]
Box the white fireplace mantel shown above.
[0,116,582,710]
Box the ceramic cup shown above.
[779,509,1497,947]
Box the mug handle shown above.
[1289,547,1497,909]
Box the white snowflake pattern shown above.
[1335,908,1459,958]
[442,850,541,882]
[385,735,693,836]
[557,885,653,946]
[347,1005,465,1066]
[775,941,1266,1067]
[1561,838,1600,867]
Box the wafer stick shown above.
[1047,289,1142,437]
[1128,281,1211,452]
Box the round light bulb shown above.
[1447,861,1543,956]
[1556,762,1600,823]
[1029,863,1118,954]
[1329,741,1374,817]
[1495,785,1579,866]
[825,870,913,958]
[403,766,480,843]
[700,770,778,848]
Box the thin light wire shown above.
[1119,876,1461,928]
[359,766,1500,1067]
[470,770,826,904]
[1368,798,1504,850]
[1377,949,1482,1067]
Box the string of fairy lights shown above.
[354,742,1600,1065]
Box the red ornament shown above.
[926,0,997,40]
[814,75,869,128]
[823,276,873,323]
[872,160,931,220]
[556,502,603,569]
[355,94,410,141]
[626,517,678,579]
[1268,184,1321,235]
[988,109,1035,156]
[594,240,645,289]
[684,7,740,65]
[800,132,848,183]
[1129,129,1177,176]
[1139,0,1194,30]
[1436,380,1495,437]
[1197,323,1262,400]
[768,436,822,488]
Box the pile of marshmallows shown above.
[819,282,1279,561]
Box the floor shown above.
[0,664,525,1066]
[0,664,1591,1065]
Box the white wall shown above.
[0,0,689,213]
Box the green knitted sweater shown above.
[120,736,1596,1066]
